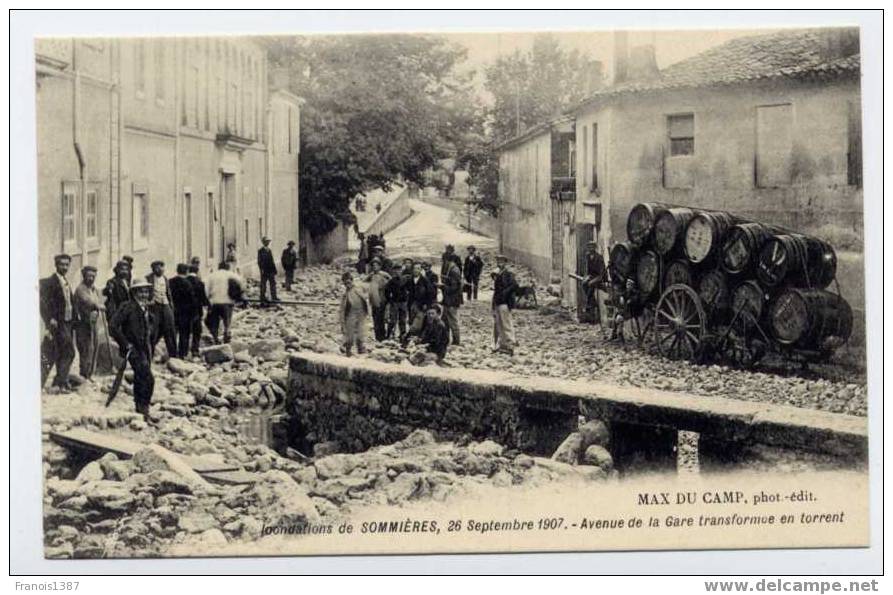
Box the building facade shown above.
[35,36,302,282]
[497,117,576,285]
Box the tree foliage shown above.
[461,34,593,214]
[267,35,480,237]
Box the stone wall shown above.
[286,352,868,461]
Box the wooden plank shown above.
[201,470,260,485]
[49,428,240,473]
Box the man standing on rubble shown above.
[40,254,76,391]
[109,279,158,423]
[492,254,518,356]
[73,265,105,380]
[257,236,279,303]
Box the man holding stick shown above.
[109,280,157,422]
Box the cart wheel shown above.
[654,284,707,361]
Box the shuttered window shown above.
[756,104,793,188]
[668,114,694,156]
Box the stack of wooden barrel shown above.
[609,202,852,354]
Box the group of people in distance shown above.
[339,242,518,364]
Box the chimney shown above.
[584,60,606,94]
[613,31,629,84]
[270,67,290,91]
[627,44,660,81]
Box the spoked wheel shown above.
[634,306,654,346]
[654,284,707,361]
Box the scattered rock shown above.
[581,445,614,471]
[75,461,104,482]
[551,432,584,465]
[201,344,234,364]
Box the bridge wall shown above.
[286,353,867,460]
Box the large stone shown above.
[249,339,286,358]
[582,445,614,471]
[132,448,170,474]
[314,454,359,479]
[178,511,218,534]
[469,440,504,457]
[551,432,584,465]
[167,358,202,377]
[252,471,321,527]
[312,441,342,458]
[75,461,104,482]
[78,481,136,513]
[579,419,611,449]
[201,344,234,364]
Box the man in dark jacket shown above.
[422,262,439,302]
[440,257,463,345]
[463,245,484,301]
[40,254,77,391]
[441,245,463,278]
[407,262,434,337]
[186,264,209,357]
[491,254,518,355]
[281,240,298,291]
[103,260,131,320]
[582,241,607,325]
[109,280,157,422]
[411,304,450,365]
[145,260,177,360]
[384,263,410,340]
[257,236,278,302]
[169,263,196,359]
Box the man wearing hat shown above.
[463,245,483,301]
[73,265,106,380]
[364,257,391,341]
[280,240,298,292]
[109,279,158,422]
[440,254,464,345]
[169,263,197,358]
[145,260,177,359]
[408,303,450,366]
[39,254,77,390]
[384,261,410,340]
[582,241,607,325]
[440,244,462,278]
[339,271,369,356]
[257,236,278,302]
[370,245,392,273]
[103,260,131,320]
[491,254,518,355]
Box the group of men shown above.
[39,251,248,422]
[256,236,302,302]
[339,243,518,363]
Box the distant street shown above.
[351,198,497,261]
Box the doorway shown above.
[221,173,236,258]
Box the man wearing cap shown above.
[492,254,518,355]
[40,254,77,390]
[103,260,131,320]
[339,271,369,356]
[281,240,298,292]
[145,261,177,359]
[73,265,106,380]
[186,265,209,356]
[384,261,411,340]
[440,255,463,345]
[441,244,462,278]
[421,262,439,302]
[364,257,391,341]
[582,241,607,325]
[371,245,392,273]
[257,236,278,303]
[109,279,158,422]
[189,256,203,278]
[463,245,484,301]
[408,303,450,366]
[169,263,197,358]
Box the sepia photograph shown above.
[13,9,880,572]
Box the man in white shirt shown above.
[145,260,177,359]
[205,262,244,344]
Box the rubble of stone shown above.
[40,256,866,558]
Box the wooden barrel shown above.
[768,288,853,348]
[635,250,660,298]
[721,222,777,276]
[684,211,738,264]
[627,202,669,246]
[731,280,768,328]
[654,207,696,255]
[756,233,837,289]
[663,259,694,288]
[698,269,730,312]
[609,242,638,281]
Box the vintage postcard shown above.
[33,24,869,560]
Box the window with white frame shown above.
[62,182,78,249]
[133,185,149,250]
[668,114,695,156]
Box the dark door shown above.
[576,222,595,323]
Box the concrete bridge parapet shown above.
[286,353,868,462]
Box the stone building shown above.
[500,28,862,309]
[35,36,303,281]
[496,116,576,285]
